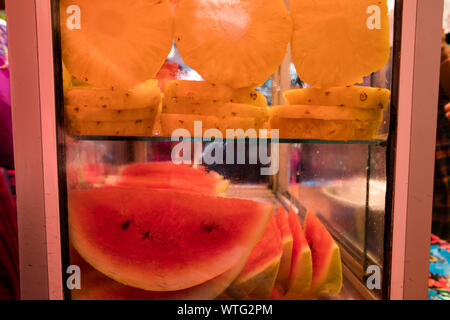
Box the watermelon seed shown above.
[202,223,219,233]
[144,231,150,239]
[121,220,130,230]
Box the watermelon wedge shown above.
[70,244,249,300]
[285,207,313,298]
[269,285,286,300]
[68,186,272,292]
[274,205,293,291]
[116,162,229,195]
[304,211,343,296]
[121,162,213,177]
[226,215,283,299]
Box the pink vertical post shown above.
[390,0,443,300]
[6,0,63,299]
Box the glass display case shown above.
[6,0,444,300]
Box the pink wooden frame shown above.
[6,0,63,299]
[6,0,444,300]
[390,0,443,300]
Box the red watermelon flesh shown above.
[286,207,312,297]
[70,244,249,300]
[117,162,229,195]
[304,211,342,295]
[69,186,272,292]
[120,162,208,177]
[269,285,286,300]
[226,215,282,299]
[274,205,293,291]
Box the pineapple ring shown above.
[291,0,390,88]
[60,0,174,90]
[174,0,292,89]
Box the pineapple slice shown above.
[161,114,257,138]
[67,118,156,137]
[65,80,161,110]
[291,0,390,87]
[60,0,173,90]
[270,105,383,122]
[65,105,159,122]
[162,101,268,127]
[270,118,382,141]
[174,0,292,88]
[283,87,391,109]
[163,80,268,107]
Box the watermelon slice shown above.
[268,285,285,300]
[69,186,272,291]
[120,162,212,177]
[304,212,343,295]
[285,207,313,298]
[116,162,229,195]
[226,215,283,299]
[274,205,293,291]
[70,245,249,300]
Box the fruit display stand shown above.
[6,0,444,300]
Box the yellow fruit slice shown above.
[174,0,292,88]
[160,114,257,138]
[270,118,382,141]
[283,87,391,109]
[65,105,159,122]
[163,102,268,126]
[65,80,161,110]
[60,0,174,90]
[291,0,390,87]
[233,88,268,107]
[67,118,156,137]
[270,105,383,121]
[163,80,267,107]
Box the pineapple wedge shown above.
[270,118,382,141]
[160,114,257,138]
[65,80,161,110]
[67,118,156,137]
[283,87,391,109]
[270,105,383,122]
[163,80,267,107]
[65,105,159,122]
[163,101,268,128]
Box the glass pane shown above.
[55,0,398,300]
